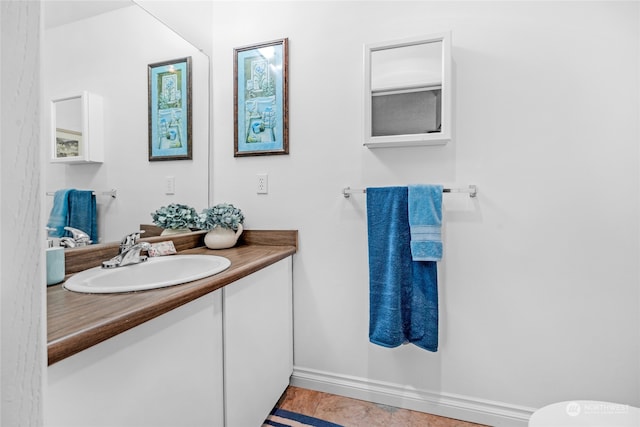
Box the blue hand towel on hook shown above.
[408,184,443,261]
[367,186,438,352]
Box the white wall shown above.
[134,0,213,57]
[212,1,640,424]
[43,5,209,243]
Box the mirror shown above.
[51,91,104,163]
[43,2,210,243]
[364,32,451,148]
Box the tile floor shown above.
[274,386,489,427]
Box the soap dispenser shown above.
[46,229,65,286]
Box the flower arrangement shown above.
[150,203,198,230]
[196,203,245,231]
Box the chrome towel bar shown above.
[46,189,117,198]
[342,185,477,198]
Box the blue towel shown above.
[68,190,98,243]
[367,187,438,352]
[46,189,72,238]
[408,184,443,261]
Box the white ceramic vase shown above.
[161,227,192,236]
[204,224,243,249]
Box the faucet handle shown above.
[64,226,89,238]
[63,227,92,246]
[120,230,145,250]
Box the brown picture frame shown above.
[148,57,192,161]
[234,39,288,157]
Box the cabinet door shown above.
[223,257,293,427]
[45,292,224,427]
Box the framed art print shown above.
[148,57,192,161]
[234,38,288,157]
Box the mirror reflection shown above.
[52,96,83,158]
[371,41,442,136]
[44,2,210,244]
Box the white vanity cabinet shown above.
[45,291,225,427]
[45,256,293,427]
[223,257,293,427]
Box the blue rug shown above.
[263,408,344,427]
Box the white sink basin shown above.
[63,255,231,294]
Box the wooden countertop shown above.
[47,230,297,366]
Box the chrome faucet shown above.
[60,226,92,248]
[102,230,151,269]
[118,230,145,253]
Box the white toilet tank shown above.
[529,400,640,427]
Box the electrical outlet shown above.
[256,173,268,194]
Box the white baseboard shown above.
[290,366,536,427]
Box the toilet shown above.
[529,400,640,427]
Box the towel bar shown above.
[46,189,117,198]
[342,185,477,198]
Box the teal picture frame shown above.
[234,39,288,157]
[148,57,192,161]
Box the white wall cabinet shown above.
[50,91,104,164]
[364,32,452,148]
[45,257,293,427]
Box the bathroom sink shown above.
[63,255,231,294]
